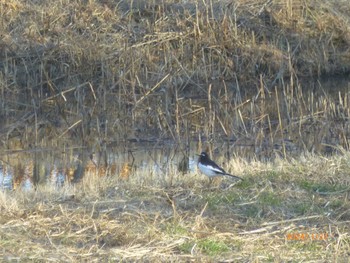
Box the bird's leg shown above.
[208,177,213,187]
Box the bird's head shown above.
[197,152,208,160]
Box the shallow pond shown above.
[1,76,350,190]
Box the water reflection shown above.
[0,131,346,191]
[0,165,13,190]
[0,145,196,190]
[1,77,350,190]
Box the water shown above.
[0,143,199,190]
[1,76,350,190]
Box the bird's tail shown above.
[225,173,243,180]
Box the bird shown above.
[197,152,243,181]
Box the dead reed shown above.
[1,152,350,261]
[1,0,350,259]
[0,0,349,155]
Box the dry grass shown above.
[1,1,350,261]
[1,0,350,152]
[1,152,350,261]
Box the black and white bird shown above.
[197,152,242,181]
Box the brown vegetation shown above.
[1,154,350,261]
[1,0,350,261]
[1,0,350,152]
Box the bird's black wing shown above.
[207,158,243,180]
[206,159,227,175]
